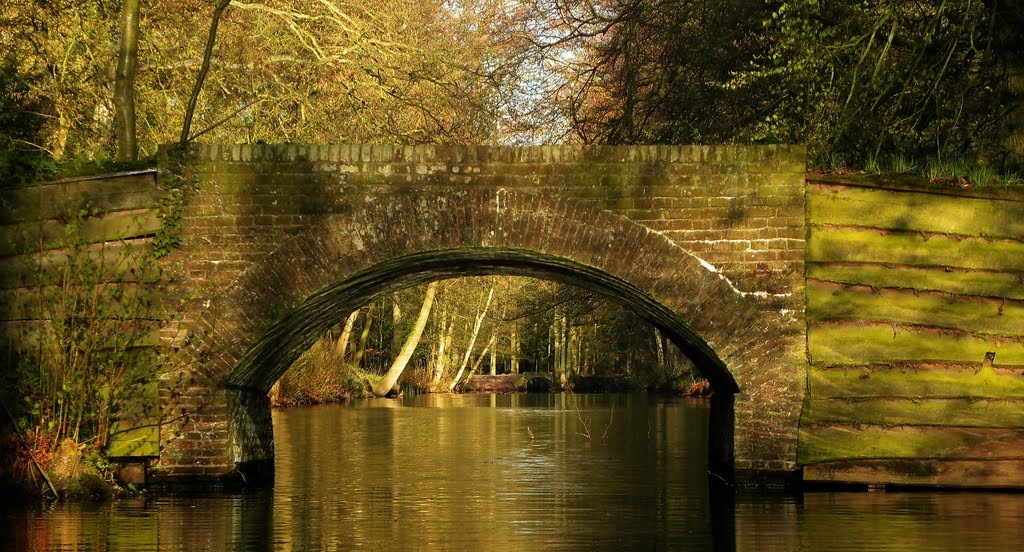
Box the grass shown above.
[925,157,970,182]
[818,152,1023,189]
[888,154,918,175]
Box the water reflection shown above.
[3,394,1024,550]
[270,393,714,550]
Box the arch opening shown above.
[523,377,552,393]
[223,247,741,483]
[226,248,738,394]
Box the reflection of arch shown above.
[164,188,800,482]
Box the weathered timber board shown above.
[0,173,160,224]
[0,284,166,321]
[106,382,160,458]
[807,227,1024,271]
[807,263,1024,300]
[801,397,1024,428]
[0,239,159,289]
[807,283,1024,335]
[798,424,1024,464]
[803,459,1024,488]
[0,209,161,257]
[807,365,1024,399]
[808,324,1024,366]
[807,185,1024,239]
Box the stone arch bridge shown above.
[3,143,1022,488]
[158,143,807,484]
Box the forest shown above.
[1,1,1021,176]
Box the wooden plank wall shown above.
[0,170,164,457]
[802,178,1024,487]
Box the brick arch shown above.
[226,248,739,393]
[187,189,771,390]
[163,188,797,481]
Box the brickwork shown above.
[149,143,808,483]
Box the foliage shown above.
[528,0,1024,171]
[0,0,119,159]
[151,146,199,257]
[733,0,1024,170]
[273,333,369,406]
[0,53,51,185]
[10,198,164,465]
[0,0,532,163]
[522,0,777,145]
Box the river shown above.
[3,393,1024,550]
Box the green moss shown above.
[807,364,1024,399]
[807,284,1024,335]
[802,397,1024,428]
[62,473,113,501]
[808,227,1024,271]
[807,186,1024,238]
[807,174,1024,198]
[807,264,1024,300]
[809,324,1024,366]
[798,424,1021,464]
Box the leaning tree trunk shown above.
[180,0,232,144]
[448,287,494,392]
[373,282,438,397]
[463,331,496,384]
[335,310,359,361]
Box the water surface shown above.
[3,393,1023,550]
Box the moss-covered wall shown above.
[802,177,1024,488]
[0,170,164,458]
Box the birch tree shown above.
[373,281,438,397]
[447,287,494,392]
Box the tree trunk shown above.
[335,310,359,361]
[489,332,497,376]
[348,308,373,371]
[464,331,495,383]
[554,310,569,387]
[180,0,233,144]
[391,292,403,361]
[510,329,519,374]
[654,328,666,387]
[113,0,140,161]
[447,287,494,392]
[432,310,454,388]
[373,282,438,397]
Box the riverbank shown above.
[0,426,150,504]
